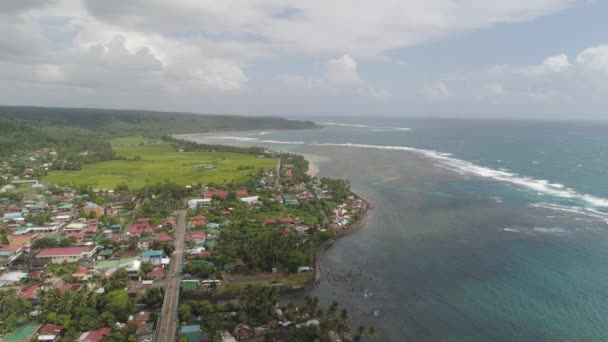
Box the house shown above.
[188,219,207,228]
[2,324,41,342]
[203,189,248,199]
[137,235,160,250]
[13,224,58,235]
[72,267,88,279]
[0,271,28,287]
[63,222,86,232]
[83,226,98,240]
[58,283,82,293]
[240,196,260,204]
[180,325,202,342]
[110,223,122,231]
[141,250,164,265]
[188,198,212,209]
[128,223,150,237]
[82,202,103,218]
[283,196,299,206]
[35,246,95,264]
[0,244,23,266]
[0,184,16,192]
[97,249,114,260]
[76,327,111,342]
[146,266,165,280]
[154,232,173,242]
[19,284,41,300]
[37,324,63,342]
[136,323,154,342]
[86,218,99,225]
[95,257,141,279]
[8,233,37,245]
[129,310,151,324]
[188,232,207,244]
[2,212,23,223]
[278,218,295,225]
[68,231,86,242]
[297,266,314,273]
[206,222,220,230]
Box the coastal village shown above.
[0,141,369,341]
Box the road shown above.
[154,209,187,342]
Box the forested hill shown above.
[0,105,319,137]
[0,116,114,162]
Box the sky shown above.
[1,0,607,119]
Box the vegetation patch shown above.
[43,140,276,189]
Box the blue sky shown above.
[0,0,607,119]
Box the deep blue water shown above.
[181,118,608,341]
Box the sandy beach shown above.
[301,152,327,177]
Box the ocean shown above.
[179,118,608,341]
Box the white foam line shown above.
[259,140,305,145]
[531,203,608,224]
[322,122,411,131]
[209,136,260,142]
[313,142,608,209]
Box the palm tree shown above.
[354,326,365,342]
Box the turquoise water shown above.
[182,118,608,341]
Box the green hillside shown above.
[0,105,318,137]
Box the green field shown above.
[110,136,158,145]
[44,141,276,189]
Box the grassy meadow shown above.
[44,139,276,189]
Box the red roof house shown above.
[38,324,64,340]
[278,218,294,224]
[146,266,165,280]
[155,232,173,242]
[37,246,87,258]
[19,284,40,300]
[203,190,248,199]
[188,232,206,242]
[59,283,82,292]
[77,327,111,342]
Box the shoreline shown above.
[300,152,321,177]
[310,199,372,287]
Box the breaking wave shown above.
[204,136,304,145]
[259,140,305,145]
[322,122,411,131]
[313,142,608,210]
[211,136,260,142]
[533,227,568,233]
[531,203,608,224]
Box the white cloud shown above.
[80,0,579,57]
[576,45,608,72]
[0,0,601,117]
[516,54,571,75]
[281,54,391,98]
[423,81,452,99]
[327,55,363,89]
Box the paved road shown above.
[154,209,187,342]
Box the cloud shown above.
[515,54,572,75]
[0,0,599,117]
[401,45,608,117]
[281,54,391,98]
[80,0,579,57]
[327,55,364,89]
[576,45,608,72]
